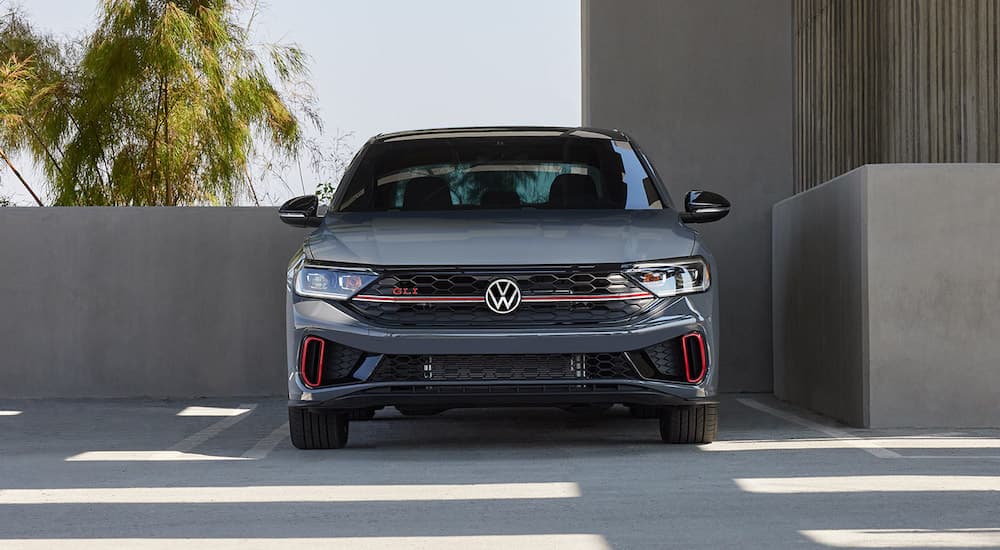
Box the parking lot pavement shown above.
[1,396,998,549]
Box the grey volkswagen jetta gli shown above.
[279,126,730,449]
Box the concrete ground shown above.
[0,395,998,549]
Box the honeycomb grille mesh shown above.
[320,343,363,385]
[371,353,639,382]
[349,269,654,327]
[642,338,686,380]
[370,271,638,297]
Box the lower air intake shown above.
[299,336,364,388]
[370,353,639,382]
[636,332,708,384]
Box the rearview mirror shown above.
[680,190,730,223]
[279,195,323,227]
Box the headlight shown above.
[294,265,378,300]
[625,257,710,298]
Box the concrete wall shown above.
[0,208,307,398]
[774,164,1000,428]
[866,165,1000,428]
[772,168,869,426]
[582,0,794,391]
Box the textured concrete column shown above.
[583,0,794,391]
[794,0,1000,192]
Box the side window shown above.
[635,148,673,209]
[613,141,663,210]
[642,178,663,209]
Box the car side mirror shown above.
[279,195,323,227]
[679,190,730,223]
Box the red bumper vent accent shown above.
[681,332,707,384]
[300,336,325,388]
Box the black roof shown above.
[372,126,631,143]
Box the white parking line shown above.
[0,535,612,550]
[903,455,1000,460]
[802,528,1000,548]
[703,437,1000,452]
[176,406,254,417]
[736,398,902,458]
[241,422,290,459]
[735,475,1000,494]
[0,410,23,416]
[0,482,582,504]
[66,451,249,462]
[169,403,256,452]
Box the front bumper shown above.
[290,382,717,411]
[286,290,719,409]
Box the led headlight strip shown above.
[294,265,379,300]
[623,257,710,298]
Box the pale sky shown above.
[2,0,582,205]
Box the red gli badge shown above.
[392,287,420,296]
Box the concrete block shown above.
[773,164,1000,427]
[0,207,308,398]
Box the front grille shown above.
[370,271,637,296]
[347,268,657,327]
[370,353,640,382]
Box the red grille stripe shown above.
[353,296,484,303]
[522,292,654,302]
[352,291,654,304]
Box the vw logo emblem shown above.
[485,278,522,315]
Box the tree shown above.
[311,131,354,203]
[0,0,319,206]
[0,8,67,205]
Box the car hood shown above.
[304,210,697,266]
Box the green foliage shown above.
[0,8,72,205]
[0,0,319,205]
[315,177,337,204]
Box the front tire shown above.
[289,407,349,449]
[659,404,718,444]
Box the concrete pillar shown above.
[583,0,794,391]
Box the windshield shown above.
[334,137,666,211]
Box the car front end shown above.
[279,127,729,448]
